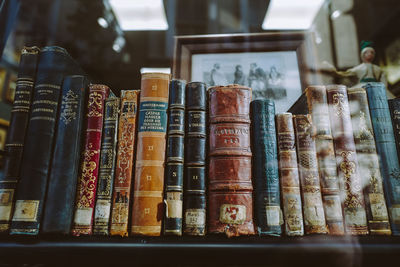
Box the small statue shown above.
[324,41,387,88]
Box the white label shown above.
[219,204,246,224]
[185,209,205,227]
[12,200,39,222]
[345,209,367,226]
[303,193,325,226]
[323,195,342,221]
[74,207,93,225]
[94,201,111,219]
[391,206,400,223]
[369,193,389,220]
[266,206,282,226]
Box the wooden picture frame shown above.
[173,31,320,113]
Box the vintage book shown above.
[0,46,40,233]
[183,82,207,236]
[208,84,255,237]
[305,86,344,235]
[41,75,89,234]
[250,99,283,236]
[389,98,400,174]
[93,96,120,235]
[71,84,110,236]
[326,84,368,235]
[276,113,304,236]
[131,72,170,236]
[10,46,82,235]
[293,115,328,234]
[348,87,391,235]
[109,90,139,236]
[365,82,400,235]
[164,79,185,236]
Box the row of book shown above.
[1,45,400,238]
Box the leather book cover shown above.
[109,90,139,236]
[305,86,344,235]
[131,72,170,236]
[250,99,283,236]
[10,46,82,235]
[71,84,110,236]
[293,115,328,234]
[365,82,400,235]
[93,96,120,235]
[0,46,40,233]
[164,79,185,236]
[326,84,368,235]
[348,87,391,235]
[389,98,400,163]
[276,113,304,236]
[208,84,255,237]
[183,82,207,236]
[41,75,89,234]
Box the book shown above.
[93,96,120,235]
[348,87,391,235]
[10,46,82,235]
[293,114,328,234]
[326,84,368,235]
[164,79,185,236]
[0,46,40,233]
[305,86,344,235]
[183,82,207,236]
[388,98,400,177]
[250,99,283,236]
[71,84,110,236]
[41,75,89,234]
[276,113,304,236]
[131,72,170,236]
[109,90,139,236]
[208,84,255,237]
[365,82,400,235]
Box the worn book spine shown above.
[305,86,344,235]
[251,99,283,236]
[93,96,120,235]
[208,84,255,237]
[276,113,304,236]
[389,98,400,176]
[0,46,40,233]
[71,84,110,236]
[327,84,368,235]
[10,46,81,235]
[131,72,170,236]
[109,90,139,236]
[183,82,207,236]
[365,82,400,235]
[348,87,391,235]
[164,79,185,236]
[41,75,89,234]
[293,115,328,235]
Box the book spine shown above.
[305,86,344,235]
[326,84,368,235]
[208,85,255,237]
[93,97,120,235]
[0,46,40,233]
[389,99,400,164]
[109,90,139,236]
[365,82,400,235]
[183,82,207,236]
[251,99,283,236]
[164,80,185,236]
[41,75,89,234]
[293,115,328,234]
[348,87,391,235]
[10,46,76,235]
[131,73,170,236]
[71,84,110,236]
[276,113,304,236]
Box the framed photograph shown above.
[173,32,320,113]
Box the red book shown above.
[71,84,110,236]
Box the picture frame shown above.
[173,31,320,113]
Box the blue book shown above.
[365,82,400,235]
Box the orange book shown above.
[131,73,170,236]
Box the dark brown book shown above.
[293,114,328,235]
[326,84,368,235]
[276,113,304,236]
[208,84,255,237]
[305,85,345,235]
[348,87,391,235]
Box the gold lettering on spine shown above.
[77,144,99,208]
